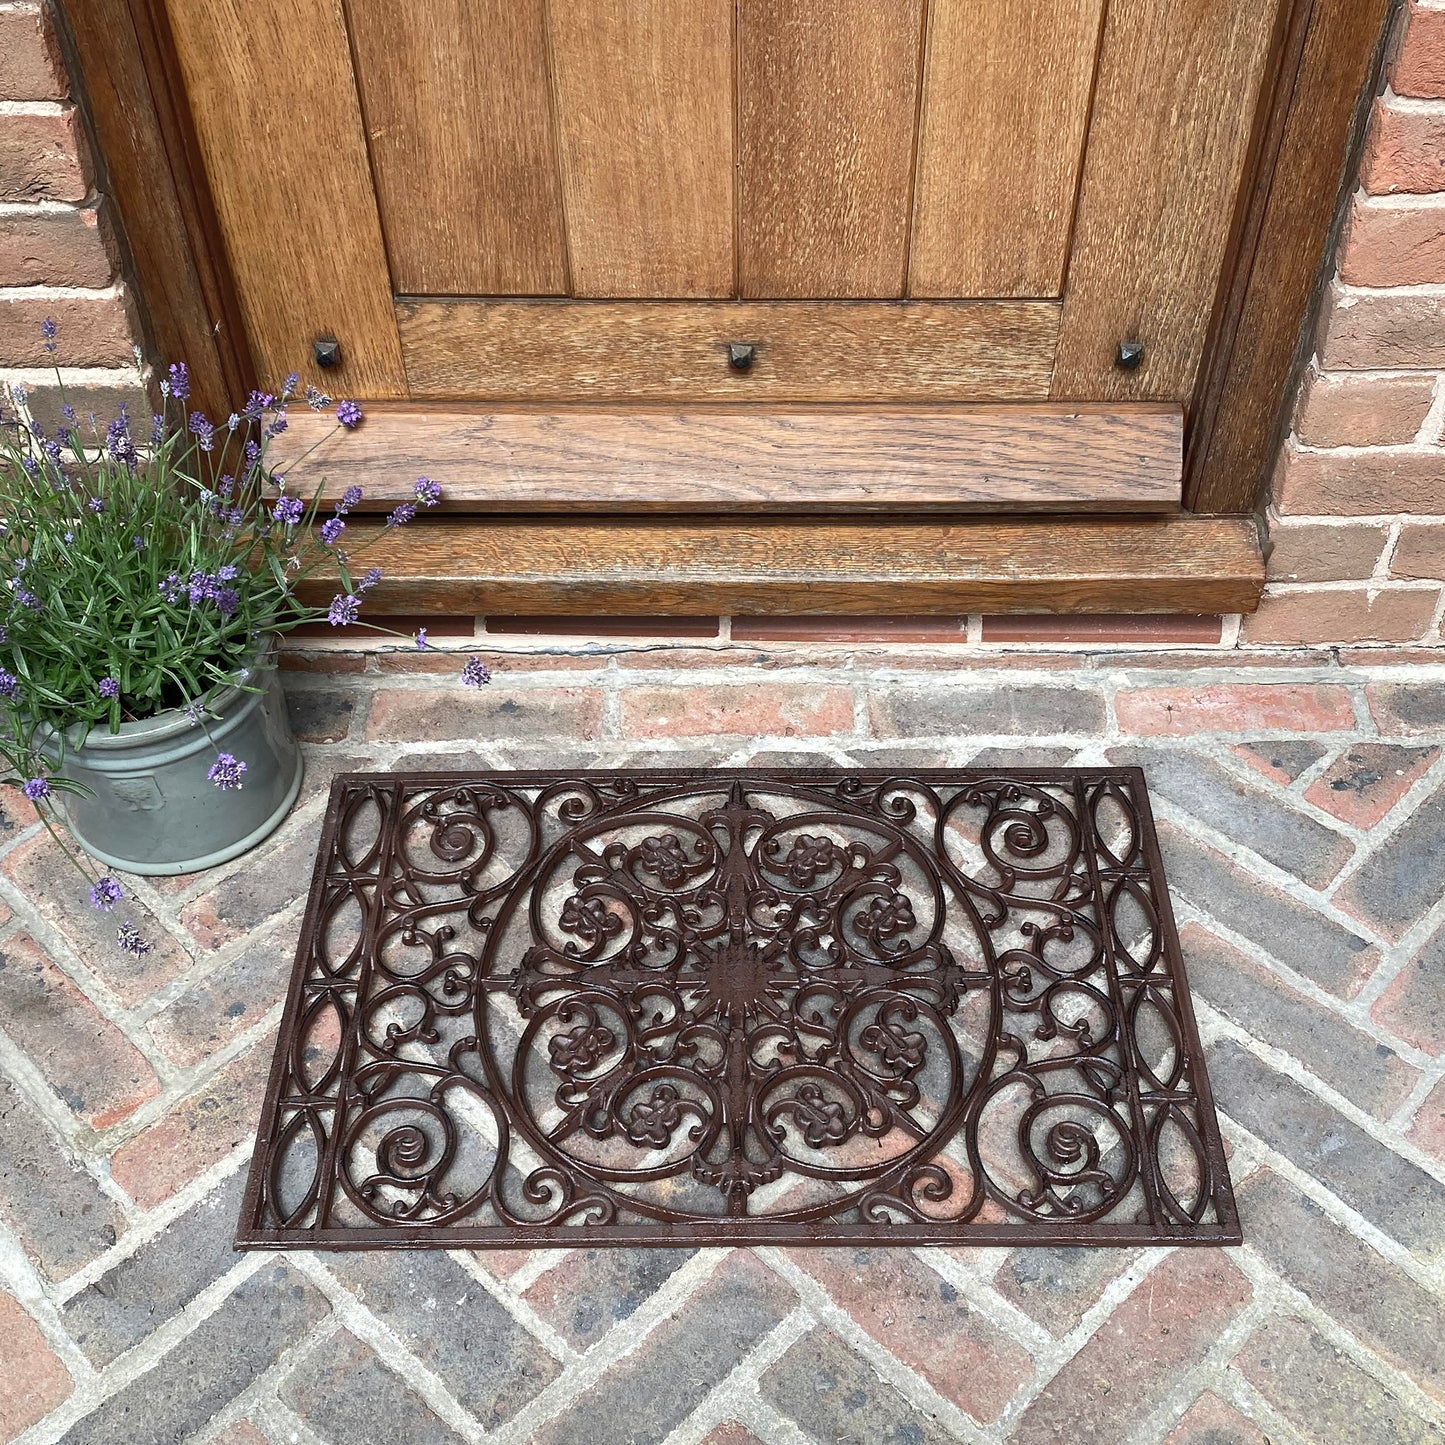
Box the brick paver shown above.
[0,651,1442,1442]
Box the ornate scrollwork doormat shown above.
[236,769,1240,1250]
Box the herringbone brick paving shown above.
[2,643,1444,1444]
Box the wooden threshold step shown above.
[300,514,1264,615]
[269,403,1182,514]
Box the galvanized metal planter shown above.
[59,654,302,876]
[239,767,1239,1250]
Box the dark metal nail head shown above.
[1116,339,1145,371]
[314,338,342,370]
[727,342,756,372]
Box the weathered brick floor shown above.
[3,642,1445,1444]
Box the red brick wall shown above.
[1261,0,1445,649]
[0,1,147,430]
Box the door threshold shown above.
[296,513,1264,616]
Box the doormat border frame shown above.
[236,767,1242,1251]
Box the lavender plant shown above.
[0,320,492,951]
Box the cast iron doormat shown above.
[237,768,1240,1250]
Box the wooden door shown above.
[159,0,1281,423]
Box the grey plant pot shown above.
[57,657,303,876]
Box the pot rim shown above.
[61,636,278,753]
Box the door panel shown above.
[346,0,566,296]
[910,0,1106,298]
[1053,0,1280,401]
[738,0,925,298]
[163,0,404,393]
[396,300,1058,401]
[160,0,1292,475]
[549,0,735,298]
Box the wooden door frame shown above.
[56,0,1392,516]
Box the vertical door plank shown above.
[910,0,1105,299]
[739,0,925,298]
[346,0,566,297]
[1053,0,1279,402]
[162,0,406,394]
[548,0,734,298]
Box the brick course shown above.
[1294,370,1436,446]
[1340,195,1445,286]
[1241,587,1442,646]
[1360,97,1445,195]
[0,5,67,102]
[1394,2,1445,98]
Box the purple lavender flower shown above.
[328,593,360,627]
[98,676,120,699]
[188,411,215,452]
[272,495,304,526]
[22,777,49,802]
[244,439,261,469]
[133,535,146,552]
[87,496,104,514]
[19,456,40,481]
[386,502,417,528]
[159,572,183,603]
[336,399,363,429]
[264,408,287,439]
[167,361,191,402]
[116,921,152,957]
[242,390,274,420]
[320,516,346,547]
[90,876,123,910]
[461,656,492,688]
[62,531,74,544]
[60,402,76,425]
[414,477,441,507]
[0,670,18,700]
[151,413,165,445]
[336,485,363,515]
[187,570,211,607]
[14,587,40,611]
[106,410,138,467]
[41,316,57,354]
[282,371,300,398]
[218,564,239,581]
[359,567,381,593]
[415,628,428,651]
[305,385,331,411]
[215,587,239,617]
[207,753,247,790]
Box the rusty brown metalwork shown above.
[237,769,1240,1249]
